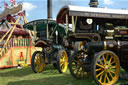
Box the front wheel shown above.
[91,50,120,85]
[57,50,68,73]
[31,51,46,73]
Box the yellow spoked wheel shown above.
[92,50,120,85]
[69,51,90,79]
[74,42,83,52]
[31,51,46,73]
[57,50,68,73]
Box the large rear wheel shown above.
[92,50,120,85]
[31,51,46,73]
[69,51,90,79]
[57,50,68,73]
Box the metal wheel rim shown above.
[71,51,89,79]
[60,51,68,73]
[34,52,45,73]
[94,52,120,85]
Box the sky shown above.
[0,0,128,21]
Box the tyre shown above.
[31,51,46,73]
[57,50,68,73]
[91,50,120,85]
[69,50,90,79]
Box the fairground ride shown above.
[0,0,41,69]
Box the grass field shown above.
[0,65,128,85]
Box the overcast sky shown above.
[0,0,128,21]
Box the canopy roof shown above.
[23,19,56,31]
[57,5,128,24]
[23,19,72,36]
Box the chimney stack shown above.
[47,0,52,20]
[89,0,99,7]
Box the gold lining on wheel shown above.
[60,51,68,73]
[71,52,89,79]
[34,52,46,73]
[95,52,120,85]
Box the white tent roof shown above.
[68,5,128,15]
[57,5,128,23]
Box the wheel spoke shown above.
[72,63,77,66]
[104,73,107,83]
[96,71,104,78]
[102,55,106,65]
[106,74,110,82]
[72,68,77,73]
[106,54,109,61]
[73,59,79,63]
[108,71,113,78]
[111,61,115,65]
[110,66,116,69]
[60,62,64,67]
[61,64,64,69]
[108,57,112,66]
[39,64,43,71]
[60,61,64,65]
[75,67,81,75]
[60,56,63,60]
[80,68,84,77]
[99,73,103,82]
[98,57,103,65]
[110,70,115,74]
[35,64,40,72]
[35,60,38,65]
[96,64,104,68]
[96,68,102,72]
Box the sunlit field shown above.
[0,65,127,85]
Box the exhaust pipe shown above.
[89,0,99,7]
[47,0,52,20]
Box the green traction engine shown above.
[57,4,128,85]
[23,19,72,73]
[23,0,73,74]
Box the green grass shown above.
[0,65,128,85]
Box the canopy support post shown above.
[47,21,49,40]
[33,22,37,40]
[66,14,68,34]
[72,16,77,33]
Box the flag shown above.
[9,0,15,5]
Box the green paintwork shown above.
[23,19,71,37]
